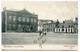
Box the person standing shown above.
[39,31,42,35]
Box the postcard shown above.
[1,0,78,51]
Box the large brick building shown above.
[2,7,38,32]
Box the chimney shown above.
[3,7,6,11]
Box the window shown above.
[56,28,58,32]
[51,24,52,27]
[13,24,15,27]
[9,16,12,20]
[51,28,52,31]
[59,29,60,32]
[34,19,36,23]
[13,24,16,29]
[45,29,46,31]
[43,29,44,31]
[19,25,21,27]
[68,26,70,28]
[49,25,50,27]
[57,26,59,28]
[27,18,29,22]
[45,25,46,27]
[53,25,55,27]
[18,17,21,21]
[13,16,16,21]
[31,18,33,22]
[62,26,64,28]
[71,25,73,27]
[43,25,44,27]
[23,17,25,22]
[53,28,55,32]
[68,29,70,31]
[9,24,11,26]
[8,24,11,29]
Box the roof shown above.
[16,9,32,15]
[57,22,74,28]
[38,19,54,24]
[2,9,37,15]
[38,19,53,21]
[43,23,56,25]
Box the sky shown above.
[1,1,78,22]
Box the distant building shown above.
[43,23,56,32]
[38,20,43,32]
[38,19,53,32]
[74,17,78,33]
[55,17,78,33]
[55,23,74,33]
[2,7,38,32]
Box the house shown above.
[55,18,78,33]
[38,19,53,32]
[42,23,56,32]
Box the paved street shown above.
[2,32,78,45]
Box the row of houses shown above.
[38,18,78,33]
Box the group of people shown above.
[39,31,47,35]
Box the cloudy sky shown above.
[2,1,78,22]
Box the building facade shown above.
[55,18,78,33]
[42,18,78,33]
[38,19,53,32]
[2,7,38,32]
[55,23,74,33]
[42,23,56,32]
[74,17,78,33]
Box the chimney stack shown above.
[3,7,6,11]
